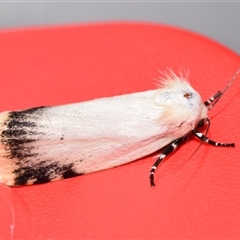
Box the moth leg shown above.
[149,137,184,187]
[192,130,235,147]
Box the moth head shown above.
[154,70,208,129]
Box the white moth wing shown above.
[0,77,207,185]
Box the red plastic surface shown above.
[0,23,240,239]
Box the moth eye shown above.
[183,92,192,99]
[196,119,205,128]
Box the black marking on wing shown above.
[1,106,84,185]
[0,106,47,160]
[13,161,83,185]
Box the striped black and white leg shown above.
[192,130,235,147]
[149,137,184,187]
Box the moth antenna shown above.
[209,68,240,109]
[221,68,240,95]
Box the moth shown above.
[0,69,238,187]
